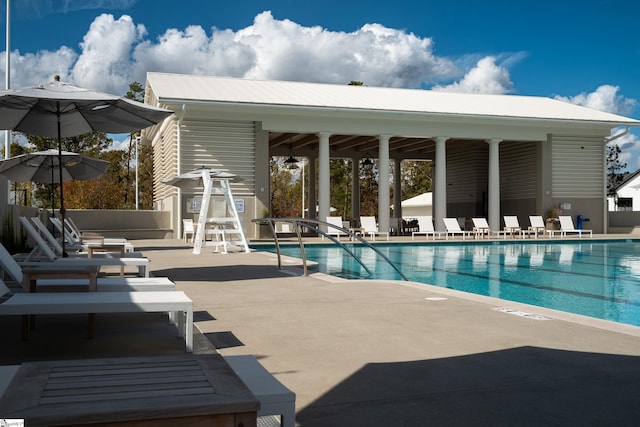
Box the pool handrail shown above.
[252,217,408,281]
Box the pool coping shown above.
[273,249,640,339]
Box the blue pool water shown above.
[254,240,640,326]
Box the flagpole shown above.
[4,0,10,204]
[4,0,9,158]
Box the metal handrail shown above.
[252,217,408,281]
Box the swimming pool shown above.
[254,240,640,327]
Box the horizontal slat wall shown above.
[179,120,255,195]
[552,135,604,198]
[500,141,537,200]
[447,147,487,202]
[153,119,179,202]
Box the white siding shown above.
[447,147,487,202]
[179,119,256,195]
[153,118,179,202]
[500,141,537,200]
[551,135,604,198]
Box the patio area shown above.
[1,238,639,426]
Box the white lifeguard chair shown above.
[163,168,249,255]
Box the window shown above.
[617,197,633,211]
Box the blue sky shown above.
[2,0,639,168]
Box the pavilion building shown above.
[142,72,639,239]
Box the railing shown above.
[252,217,408,281]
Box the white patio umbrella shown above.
[0,76,173,256]
[0,149,109,183]
[0,149,110,216]
[162,167,241,189]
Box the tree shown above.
[401,160,432,200]
[330,158,352,219]
[123,82,146,207]
[26,132,113,209]
[63,150,131,209]
[137,142,155,210]
[7,81,158,210]
[359,159,379,216]
[9,141,31,206]
[270,158,301,217]
[607,144,627,197]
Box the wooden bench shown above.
[224,355,296,427]
[0,355,259,426]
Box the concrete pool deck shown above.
[1,237,639,425]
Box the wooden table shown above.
[22,266,99,293]
[87,244,126,277]
[473,227,490,239]
[0,354,259,426]
[349,227,362,241]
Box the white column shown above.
[433,137,448,231]
[308,157,317,218]
[393,158,402,233]
[378,135,391,232]
[487,138,502,231]
[318,132,331,225]
[351,158,360,222]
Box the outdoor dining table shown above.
[0,354,260,426]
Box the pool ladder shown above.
[252,217,408,281]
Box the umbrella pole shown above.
[50,161,55,228]
[57,104,67,257]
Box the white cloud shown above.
[131,11,458,89]
[3,11,466,95]
[3,47,78,88]
[554,85,637,116]
[610,129,640,172]
[108,134,133,152]
[71,14,145,95]
[132,25,215,77]
[556,86,639,172]
[432,56,514,94]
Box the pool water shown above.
[254,240,640,327]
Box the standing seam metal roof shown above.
[146,72,640,125]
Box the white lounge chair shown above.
[411,216,440,240]
[360,216,389,241]
[324,216,348,241]
[471,218,496,239]
[0,242,174,293]
[0,279,193,352]
[50,217,130,246]
[18,217,150,277]
[224,355,296,427]
[33,217,136,255]
[503,216,531,239]
[443,218,473,240]
[528,216,547,238]
[555,215,593,238]
[182,218,196,243]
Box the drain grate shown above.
[493,307,552,321]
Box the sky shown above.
[1,0,639,169]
